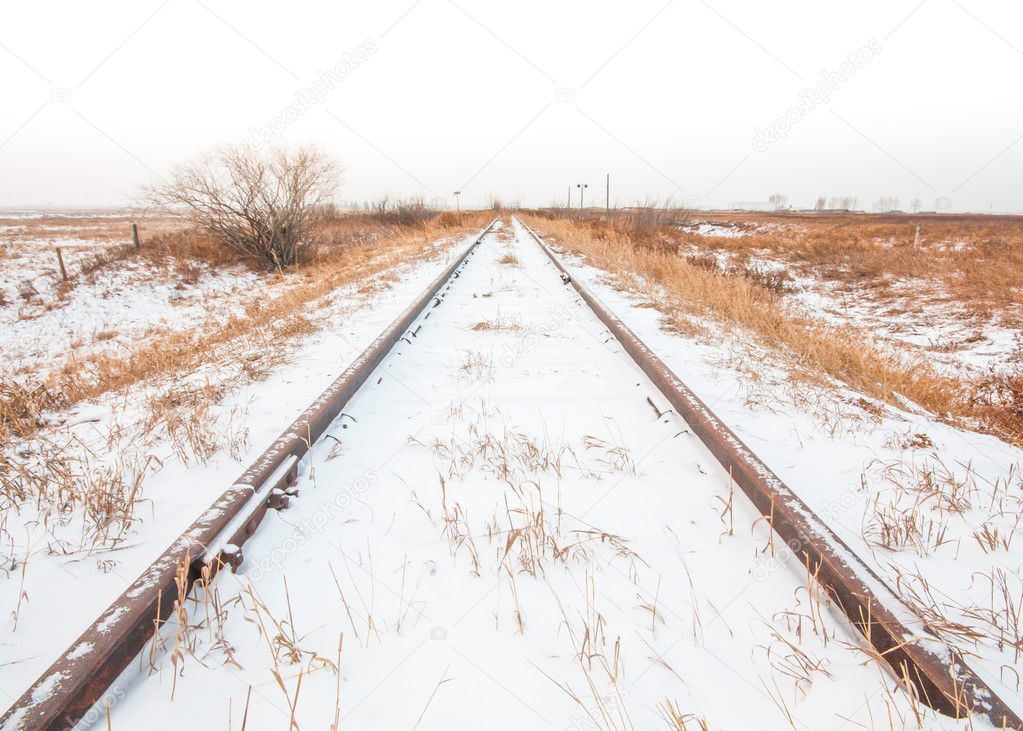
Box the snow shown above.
[0,210,155,220]
[65,642,94,661]
[682,222,749,238]
[100,219,977,729]
[0,228,482,717]
[783,269,1020,376]
[545,232,1023,721]
[681,242,1021,377]
[0,247,269,380]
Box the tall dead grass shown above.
[522,214,1021,444]
[675,211,1023,312]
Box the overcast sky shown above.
[1,1,1021,212]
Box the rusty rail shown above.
[0,220,498,731]
[522,221,1021,729]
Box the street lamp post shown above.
[453,191,461,213]
[576,183,588,210]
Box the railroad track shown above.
[4,217,1019,730]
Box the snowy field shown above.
[2,215,1020,730]
[0,211,206,379]
[554,237,1023,724]
[677,217,1022,378]
[0,219,483,720]
[92,220,992,729]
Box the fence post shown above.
[55,247,68,281]
[131,223,140,249]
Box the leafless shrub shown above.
[146,144,340,270]
[611,198,692,245]
[353,196,434,226]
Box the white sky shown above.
[1,1,1021,211]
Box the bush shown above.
[147,145,340,270]
[363,196,435,226]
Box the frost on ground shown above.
[0,211,487,716]
[104,220,970,730]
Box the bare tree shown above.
[828,195,859,211]
[148,145,340,269]
[872,195,900,212]
[768,193,788,210]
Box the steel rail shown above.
[521,220,1021,729]
[0,220,499,731]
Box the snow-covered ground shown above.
[681,221,752,238]
[2,256,269,380]
[783,271,1020,376]
[677,234,1020,377]
[0,214,229,380]
[0,228,482,718]
[97,220,972,729]
[548,228,1023,723]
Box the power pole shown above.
[605,173,609,213]
[453,191,461,213]
[567,186,571,209]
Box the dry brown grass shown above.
[522,213,1022,444]
[0,211,491,429]
[0,207,472,281]
[470,314,524,333]
[0,379,66,442]
[673,211,1023,314]
[0,212,492,552]
[51,212,491,409]
[0,212,183,243]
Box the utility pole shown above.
[453,191,461,213]
[605,173,610,213]
[576,183,588,210]
[567,186,571,209]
